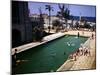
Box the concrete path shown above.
[65,30,95,37]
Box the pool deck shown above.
[57,31,96,71]
[65,30,95,37]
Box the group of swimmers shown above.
[68,45,91,61]
[66,42,75,46]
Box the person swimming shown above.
[51,53,56,57]
[64,52,66,55]
[71,43,75,46]
[67,42,70,46]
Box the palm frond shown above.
[58,4,62,10]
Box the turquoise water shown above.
[13,35,88,74]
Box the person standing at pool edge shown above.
[92,33,94,39]
[78,32,80,37]
[13,49,18,66]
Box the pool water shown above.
[12,35,88,74]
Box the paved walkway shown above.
[65,30,95,37]
[57,31,96,71]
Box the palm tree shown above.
[45,5,53,33]
[57,4,70,28]
[52,19,62,32]
[38,7,44,28]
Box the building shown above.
[29,14,44,28]
[12,1,33,48]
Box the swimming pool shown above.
[12,35,88,74]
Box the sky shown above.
[28,2,96,17]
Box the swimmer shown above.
[71,43,75,46]
[75,36,78,38]
[69,54,73,59]
[16,60,29,65]
[67,42,69,44]
[67,42,70,46]
[64,52,66,55]
[51,53,56,57]
[68,44,70,46]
